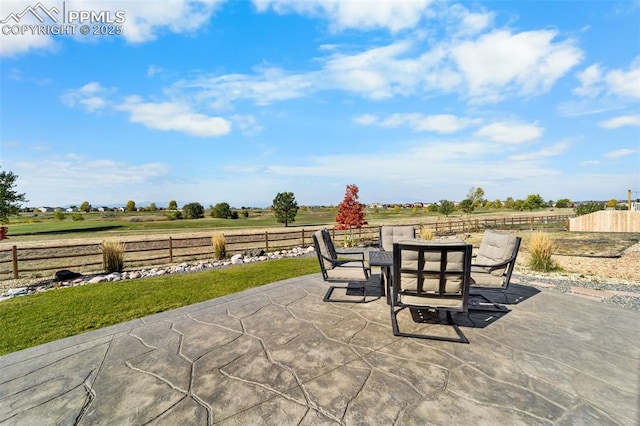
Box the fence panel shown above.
[0,214,572,280]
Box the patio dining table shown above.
[368,250,393,304]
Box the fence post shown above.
[12,245,18,279]
[169,237,173,263]
[265,231,269,252]
[301,229,305,247]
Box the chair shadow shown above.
[409,284,542,329]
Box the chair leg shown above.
[323,282,367,303]
[390,306,469,343]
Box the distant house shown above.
[37,207,55,213]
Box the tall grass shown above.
[211,232,226,260]
[419,225,434,240]
[102,240,125,273]
[529,232,557,272]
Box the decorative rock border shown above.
[0,246,316,302]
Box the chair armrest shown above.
[319,253,366,268]
[472,257,514,272]
[335,250,365,261]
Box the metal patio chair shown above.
[470,230,522,311]
[312,229,371,303]
[391,240,472,343]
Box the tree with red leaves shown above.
[0,226,8,241]
[335,184,368,247]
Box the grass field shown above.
[0,257,319,355]
[5,207,573,243]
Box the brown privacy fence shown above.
[0,214,572,280]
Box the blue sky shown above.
[1,0,639,208]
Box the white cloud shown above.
[353,114,378,126]
[451,30,583,102]
[605,148,638,159]
[252,0,434,32]
[475,121,544,144]
[508,142,570,161]
[117,96,231,137]
[177,67,316,108]
[605,57,640,99]
[574,64,604,97]
[60,82,109,112]
[448,4,494,36]
[580,160,600,167]
[574,57,640,100]
[8,154,170,205]
[372,113,476,134]
[598,114,640,129]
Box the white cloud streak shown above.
[474,121,544,144]
[117,96,231,137]
[598,114,640,129]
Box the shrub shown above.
[529,232,557,272]
[211,233,226,260]
[166,211,182,220]
[211,202,232,219]
[419,226,434,240]
[182,202,205,219]
[72,213,85,221]
[102,240,125,273]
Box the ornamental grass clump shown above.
[529,232,557,272]
[102,240,125,273]
[419,225,434,240]
[212,233,226,260]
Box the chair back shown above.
[379,226,416,251]
[473,231,521,287]
[392,240,471,312]
[313,229,334,275]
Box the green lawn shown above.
[0,257,319,355]
[6,208,340,240]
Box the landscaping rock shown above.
[0,246,316,301]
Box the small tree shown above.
[125,200,136,212]
[272,192,299,227]
[53,210,66,221]
[182,202,205,219]
[211,202,232,219]
[555,198,571,208]
[438,200,455,216]
[459,198,474,215]
[148,202,158,211]
[467,187,485,209]
[80,201,91,212]
[335,184,367,247]
[523,194,546,211]
[575,202,604,216]
[168,200,178,210]
[0,168,28,224]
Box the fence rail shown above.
[0,215,572,280]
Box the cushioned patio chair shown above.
[470,230,522,311]
[313,229,372,303]
[391,239,472,343]
[379,225,416,251]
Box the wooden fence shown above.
[0,214,571,280]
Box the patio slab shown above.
[0,273,638,425]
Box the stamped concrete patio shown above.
[0,273,638,425]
